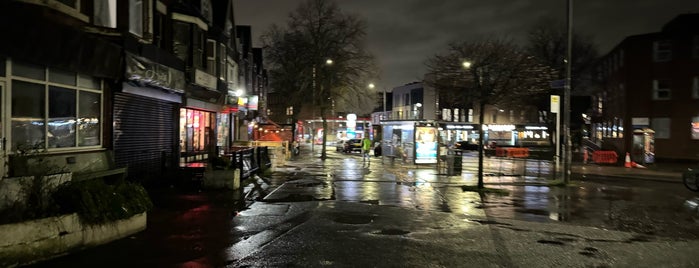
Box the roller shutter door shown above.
[113,92,177,182]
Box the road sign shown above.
[550,95,560,113]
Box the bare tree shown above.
[425,39,556,188]
[262,0,377,159]
[525,17,601,151]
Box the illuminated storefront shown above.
[179,108,215,163]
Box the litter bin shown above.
[447,149,463,176]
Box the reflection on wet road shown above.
[278,148,699,239]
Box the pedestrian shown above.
[361,135,372,165]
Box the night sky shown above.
[234,0,698,90]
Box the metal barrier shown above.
[592,150,618,164]
[495,147,530,158]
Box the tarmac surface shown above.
[30,145,699,268]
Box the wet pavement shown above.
[29,144,699,267]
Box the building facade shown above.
[592,13,699,163]
[0,0,252,185]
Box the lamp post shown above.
[463,60,485,188]
[563,0,573,183]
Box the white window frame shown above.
[8,60,103,153]
[128,0,154,41]
[652,79,671,100]
[93,0,117,28]
[653,40,672,62]
[206,39,216,75]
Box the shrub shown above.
[53,180,152,225]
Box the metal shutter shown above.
[113,92,177,182]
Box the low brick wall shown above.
[0,212,147,267]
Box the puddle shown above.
[376,228,410,235]
[334,214,374,225]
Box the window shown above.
[94,0,117,28]
[12,81,45,151]
[172,21,191,62]
[651,118,670,139]
[692,117,699,140]
[653,79,671,100]
[693,77,699,99]
[219,43,227,81]
[129,0,152,39]
[653,40,672,62]
[10,62,102,151]
[129,0,143,36]
[206,39,216,74]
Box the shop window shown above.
[48,86,77,148]
[94,0,117,28]
[78,91,101,146]
[12,61,45,80]
[78,74,101,90]
[49,69,76,86]
[651,118,670,139]
[652,80,671,100]
[10,62,102,151]
[692,117,699,140]
[179,108,214,159]
[653,40,672,62]
[11,81,45,151]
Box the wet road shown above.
[30,146,699,267]
[272,147,699,239]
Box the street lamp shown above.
[311,58,334,157]
[463,60,486,189]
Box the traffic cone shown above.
[624,152,632,168]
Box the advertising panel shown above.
[414,126,438,164]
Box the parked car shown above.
[344,139,362,153]
[454,140,480,151]
[335,140,347,152]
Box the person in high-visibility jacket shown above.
[361,136,372,165]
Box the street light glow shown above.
[368,83,375,89]
[326,59,333,65]
[462,61,472,69]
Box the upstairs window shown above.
[129,0,153,40]
[653,40,672,62]
[206,39,216,75]
[652,79,671,100]
[94,0,117,28]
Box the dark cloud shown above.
[234,0,699,89]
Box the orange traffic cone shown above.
[624,152,632,168]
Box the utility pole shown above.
[563,0,573,183]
